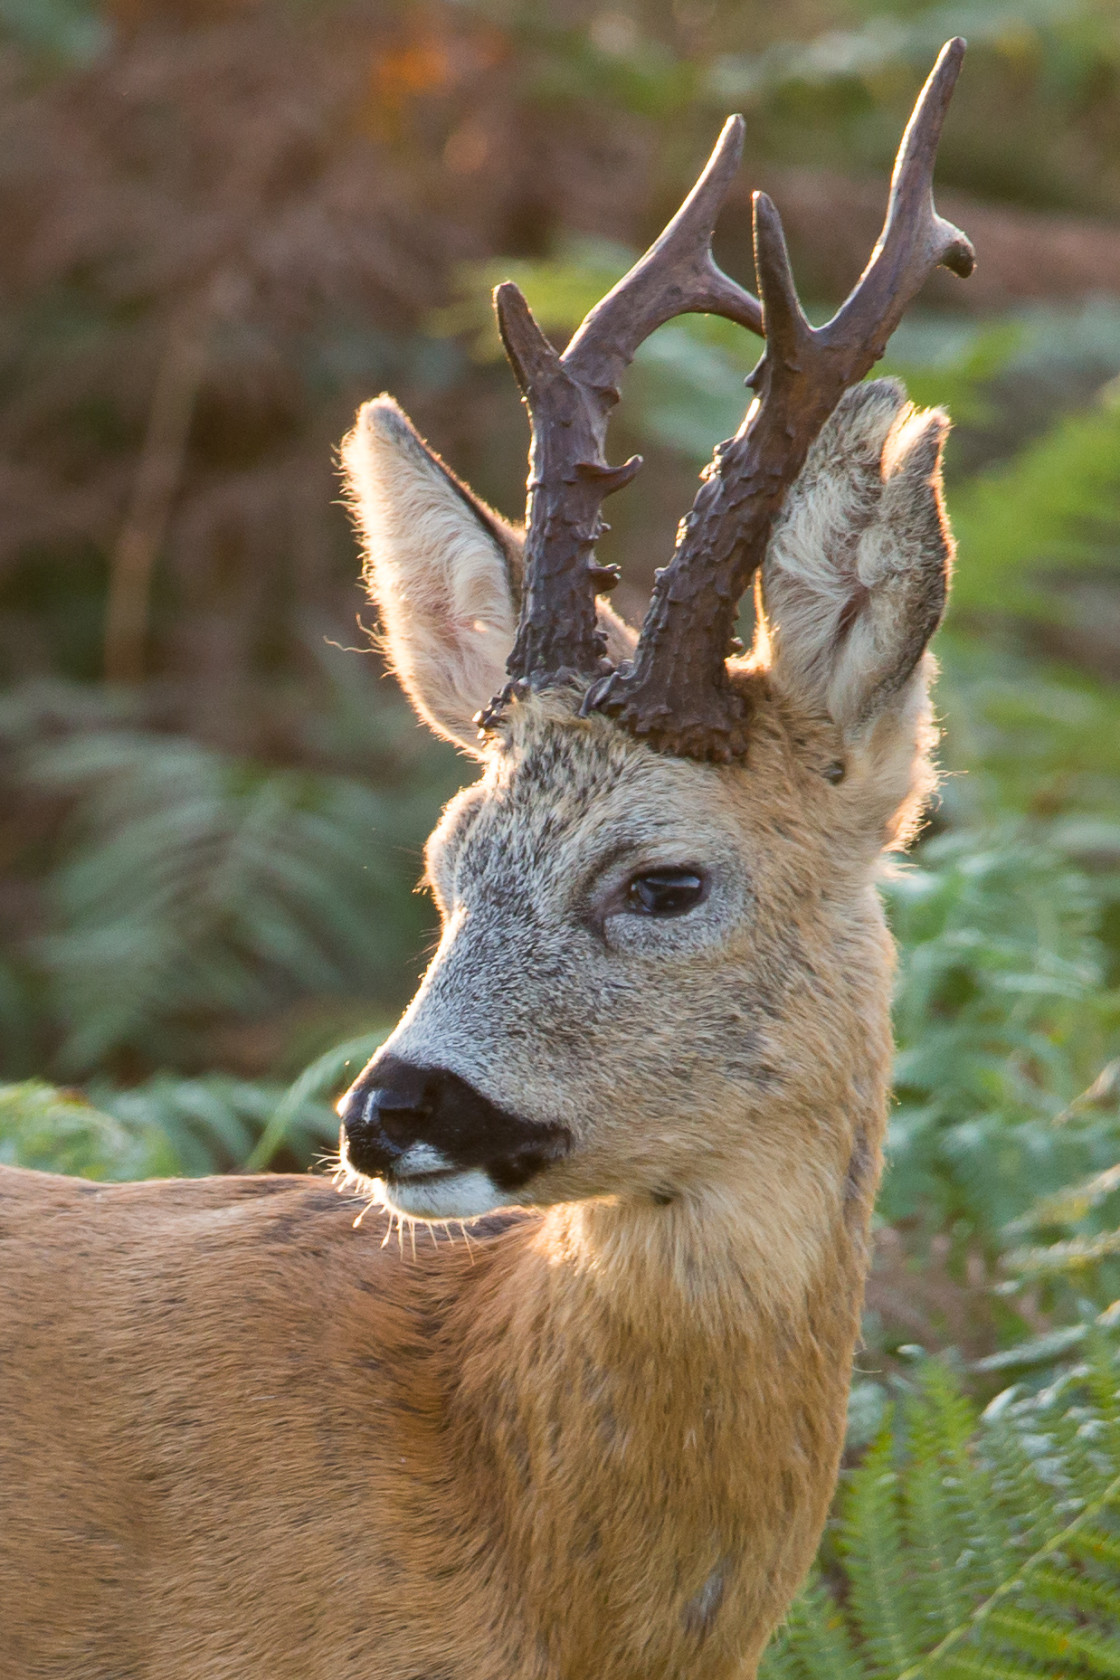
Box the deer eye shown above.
[625,869,707,917]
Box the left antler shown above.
[586,38,974,760]
[482,115,762,721]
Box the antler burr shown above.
[586,38,974,759]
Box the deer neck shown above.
[447,1147,878,1680]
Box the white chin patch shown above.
[382,1168,507,1221]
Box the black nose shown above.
[338,1058,434,1177]
[338,1053,571,1192]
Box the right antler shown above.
[585,38,974,760]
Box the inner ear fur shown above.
[758,378,952,734]
[342,397,522,753]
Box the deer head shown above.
[337,43,972,1246]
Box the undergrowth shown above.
[762,1348,1120,1680]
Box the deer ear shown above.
[759,379,952,840]
[341,397,522,754]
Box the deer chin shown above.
[379,1164,509,1222]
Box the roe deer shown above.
[0,41,974,1680]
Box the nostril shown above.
[339,1095,406,1180]
[338,1058,441,1179]
[339,1065,434,1146]
[368,1090,432,1148]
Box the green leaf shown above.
[0,1079,174,1179]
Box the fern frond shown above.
[761,1353,1120,1680]
[781,1576,867,1680]
[93,1070,342,1176]
[902,1364,997,1638]
[20,725,434,1073]
[925,1364,1016,1600]
[1014,1164,1120,1231]
[883,831,1116,1260]
[980,1606,1120,1678]
[1061,1524,1120,1573]
[974,1324,1094,1377]
[839,1423,926,1674]
[244,1028,389,1170]
[1007,1231,1120,1279]
[1083,1336,1120,1452]
[933,1653,1063,1680]
[1027,1565,1120,1627]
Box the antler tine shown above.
[827,36,974,353]
[587,40,974,761]
[565,115,763,390]
[483,117,763,716]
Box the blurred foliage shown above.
[0,1026,386,1177]
[884,834,1117,1246]
[28,724,416,1072]
[0,1078,173,1178]
[0,668,457,1084]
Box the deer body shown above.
[0,1117,875,1679]
[1,48,972,1680]
[2,689,893,1679]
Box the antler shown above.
[481,116,762,721]
[585,38,974,760]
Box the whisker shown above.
[352,1198,376,1230]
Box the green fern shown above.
[762,1348,1120,1680]
[951,384,1120,625]
[90,1071,335,1177]
[19,725,429,1073]
[243,1027,387,1170]
[884,831,1118,1250]
[0,1030,386,1178]
[980,1068,1120,1362]
[0,1079,175,1178]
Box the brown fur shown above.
[0,1064,876,1679]
[0,380,952,1678]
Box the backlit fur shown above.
[0,380,952,1679]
